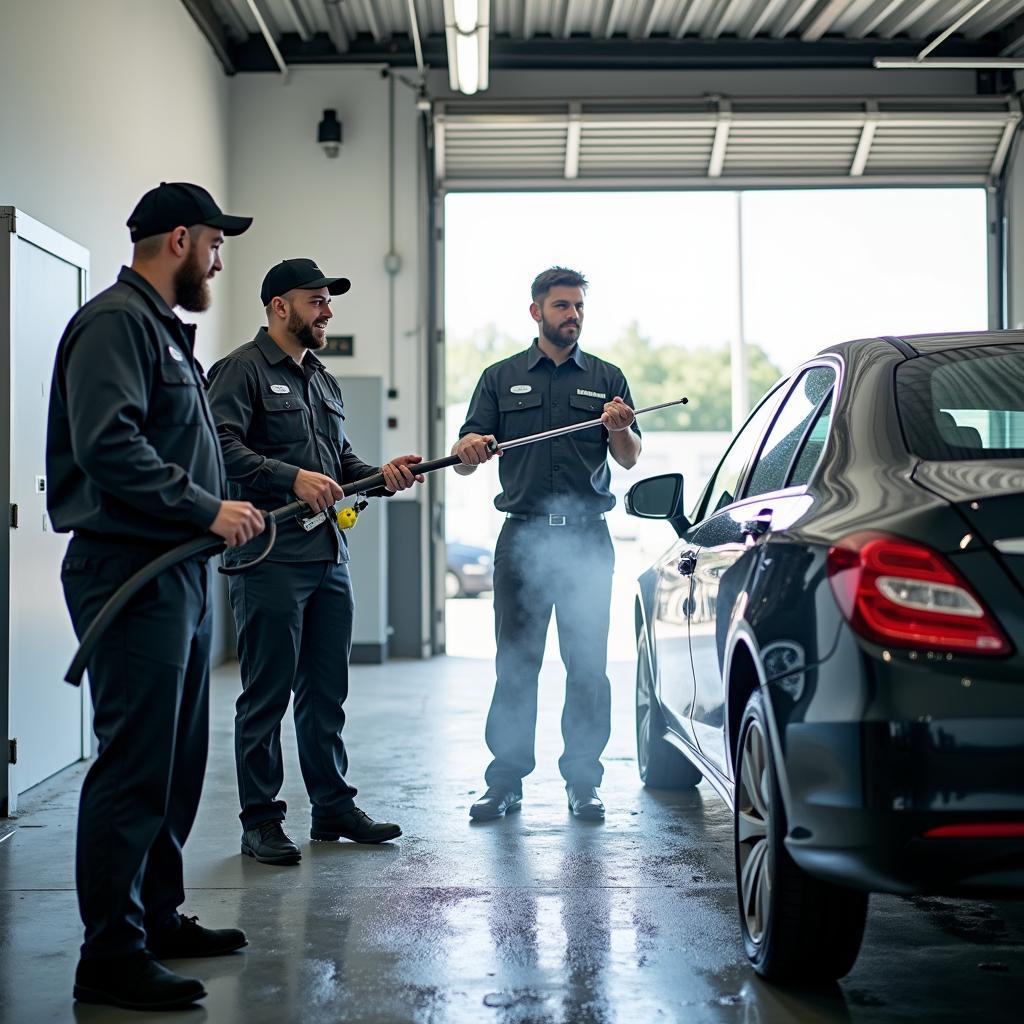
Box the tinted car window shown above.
[746,366,836,497]
[789,390,834,486]
[897,345,1024,460]
[697,384,786,520]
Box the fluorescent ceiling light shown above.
[874,57,1024,68]
[444,0,489,96]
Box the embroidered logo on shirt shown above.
[510,385,532,394]
[270,384,291,394]
[167,346,184,362]
[577,388,606,399]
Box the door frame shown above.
[1,207,90,816]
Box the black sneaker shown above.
[310,807,402,844]
[74,950,206,1011]
[241,820,302,865]
[148,914,248,959]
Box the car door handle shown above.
[742,510,773,542]
[678,551,697,576]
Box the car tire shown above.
[734,688,868,982]
[445,571,463,599]
[636,632,702,789]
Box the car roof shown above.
[820,329,1024,361]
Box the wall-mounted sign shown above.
[323,335,354,357]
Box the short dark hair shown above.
[531,266,588,303]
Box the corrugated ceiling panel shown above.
[228,0,1024,47]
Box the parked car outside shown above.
[626,331,1024,983]
[446,541,494,598]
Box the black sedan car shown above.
[625,331,1024,984]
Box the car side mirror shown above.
[625,473,689,535]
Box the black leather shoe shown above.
[241,820,301,865]
[469,787,522,820]
[567,783,605,821]
[74,951,206,1011]
[310,807,402,844]
[148,914,248,959]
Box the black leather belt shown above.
[505,513,606,526]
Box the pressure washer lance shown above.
[64,396,687,685]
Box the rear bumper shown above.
[782,719,1024,895]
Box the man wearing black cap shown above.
[206,258,422,866]
[46,182,265,1011]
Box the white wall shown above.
[225,66,429,652]
[225,67,426,458]
[0,0,235,659]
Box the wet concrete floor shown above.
[1,656,1021,1023]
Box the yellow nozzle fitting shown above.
[336,506,359,530]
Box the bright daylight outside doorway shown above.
[443,188,989,662]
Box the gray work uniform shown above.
[46,266,225,960]
[206,329,385,830]
[459,340,640,789]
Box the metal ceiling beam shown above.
[405,0,426,77]
[739,0,788,39]
[846,0,905,37]
[673,0,711,39]
[707,98,731,176]
[877,0,948,39]
[629,0,658,40]
[998,10,1024,55]
[523,0,539,40]
[554,0,573,40]
[181,0,237,73]
[704,0,747,39]
[849,100,878,175]
[917,0,995,59]
[640,0,677,38]
[914,0,984,40]
[243,0,288,76]
[210,28,1005,73]
[211,0,250,42]
[773,0,820,40]
[281,0,313,40]
[803,0,859,42]
[323,0,349,53]
[361,0,385,42]
[966,0,1024,37]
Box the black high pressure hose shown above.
[63,452,470,686]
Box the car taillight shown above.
[826,532,1012,656]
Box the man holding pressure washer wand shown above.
[206,258,423,866]
[454,266,641,823]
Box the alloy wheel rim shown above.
[736,717,772,945]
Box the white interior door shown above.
[8,221,89,809]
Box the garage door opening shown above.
[442,187,990,661]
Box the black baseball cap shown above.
[127,182,253,242]
[260,258,351,306]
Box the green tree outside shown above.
[446,321,782,431]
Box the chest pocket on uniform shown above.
[152,361,203,425]
[568,393,606,444]
[260,393,309,445]
[498,391,543,441]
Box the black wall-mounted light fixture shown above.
[317,109,342,158]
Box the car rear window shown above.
[896,344,1024,460]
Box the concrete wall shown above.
[0,0,235,659]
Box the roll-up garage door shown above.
[433,96,1021,191]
